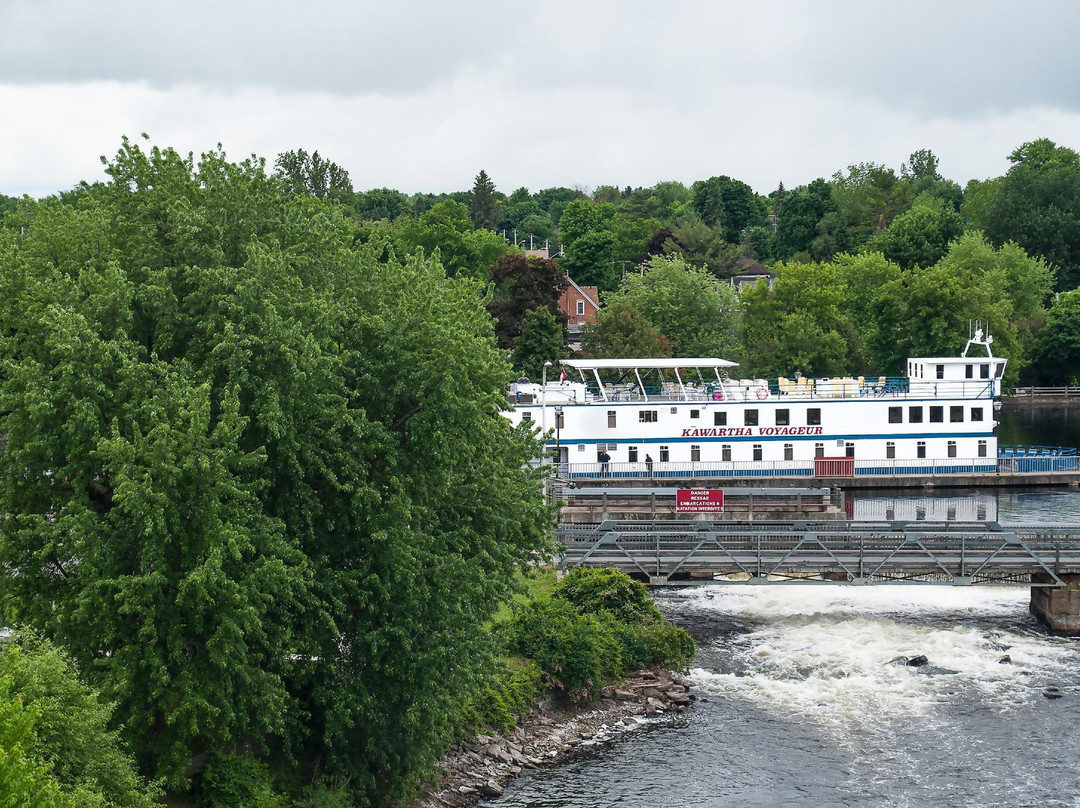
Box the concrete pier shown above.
[1030,573,1080,635]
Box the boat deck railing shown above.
[574,376,995,404]
[550,454,1078,481]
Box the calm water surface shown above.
[482,413,1080,808]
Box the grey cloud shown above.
[0,0,514,93]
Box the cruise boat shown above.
[505,330,1075,479]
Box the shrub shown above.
[460,658,546,732]
[553,567,663,625]
[617,621,696,672]
[504,600,623,700]
[198,752,284,808]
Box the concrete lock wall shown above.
[1030,572,1080,635]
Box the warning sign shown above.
[675,488,725,513]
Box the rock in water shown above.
[907,655,929,667]
[999,654,1012,664]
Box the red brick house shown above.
[558,276,600,349]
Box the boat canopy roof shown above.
[560,357,739,370]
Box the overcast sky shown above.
[2,0,1079,199]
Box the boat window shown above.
[978,440,987,458]
[522,412,532,422]
[577,444,586,452]
[947,506,956,520]
[744,409,759,426]
[783,444,793,461]
[659,446,670,462]
[628,446,638,463]
[929,406,943,423]
[977,503,987,519]
[947,440,957,458]
[752,444,763,461]
[908,406,923,423]
[981,363,991,379]
[722,445,731,462]
[886,441,895,459]
[608,410,617,427]
[994,363,1005,379]
[917,441,926,459]
[691,445,701,462]
[714,411,727,426]
[775,409,790,426]
[638,410,657,423]
[807,408,821,426]
[965,364,973,379]
[888,407,902,424]
[936,364,944,379]
[950,406,964,422]
[971,407,983,421]
[845,442,855,458]
[814,443,825,458]
[690,409,700,419]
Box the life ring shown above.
[755,386,769,400]
[712,391,724,401]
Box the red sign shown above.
[676,488,725,513]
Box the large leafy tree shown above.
[869,193,964,270]
[608,254,739,357]
[774,178,839,261]
[689,175,767,243]
[557,199,619,290]
[396,200,510,280]
[580,301,673,358]
[512,307,567,379]
[965,138,1080,291]
[274,148,353,203]
[1029,288,1080,384]
[0,139,552,802]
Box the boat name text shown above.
[680,426,825,438]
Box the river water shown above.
[482,411,1080,808]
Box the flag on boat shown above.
[559,367,568,384]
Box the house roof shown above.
[735,256,772,276]
[564,275,600,310]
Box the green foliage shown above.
[616,622,696,672]
[512,307,567,380]
[468,169,500,229]
[608,254,739,357]
[397,200,511,280]
[558,200,620,290]
[0,636,159,808]
[580,301,673,359]
[739,261,854,377]
[458,658,546,733]
[0,674,71,808]
[774,179,838,261]
[0,139,553,806]
[1029,289,1080,384]
[504,599,623,700]
[353,187,412,221]
[274,148,352,203]
[966,138,1080,291]
[198,752,283,808]
[869,193,963,270]
[552,567,663,624]
[689,175,767,242]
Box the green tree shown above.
[869,193,964,270]
[273,148,353,203]
[774,179,837,261]
[354,187,412,221]
[398,200,511,279]
[1029,289,1080,384]
[0,675,71,808]
[609,254,739,357]
[1,636,160,807]
[966,138,1080,291]
[739,261,853,377]
[558,199,620,290]
[468,169,500,229]
[580,301,673,358]
[0,140,553,804]
[512,307,567,379]
[689,175,767,242]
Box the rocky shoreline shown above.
[409,669,694,808]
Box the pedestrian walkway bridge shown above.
[556,519,1080,587]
